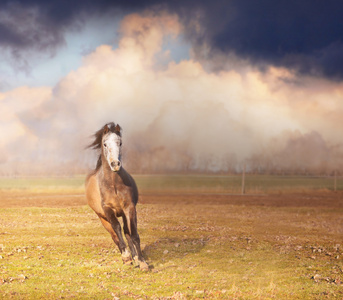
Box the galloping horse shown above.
[85,122,148,271]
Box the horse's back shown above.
[85,172,105,218]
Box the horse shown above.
[85,122,149,271]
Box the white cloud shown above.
[1,12,343,174]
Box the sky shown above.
[1,0,343,175]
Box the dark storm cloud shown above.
[1,0,343,79]
[0,0,157,58]
[0,0,102,50]
[193,0,343,79]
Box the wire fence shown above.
[0,173,342,194]
[133,174,343,194]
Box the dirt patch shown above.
[1,190,342,208]
[140,191,343,208]
[0,191,86,208]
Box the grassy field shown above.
[0,175,342,299]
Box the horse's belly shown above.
[102,190,132,218]
[102,198,125,217]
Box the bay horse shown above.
[85,122,148,271]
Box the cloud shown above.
[0,86,52,173]
[2,1,343,80]
[1,12,343,175]
[0,2,65,72]
[181,0,343,79]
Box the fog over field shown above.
[1,2,343,175]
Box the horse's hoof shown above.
[123,259,133,265]
[139,261,149,271]
[121,249,132,265]
[122,255,133,265]
[133,256,140,267]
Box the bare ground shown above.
[1,190,343,208]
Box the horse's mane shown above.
[87,122,122,173]
[87,122,121,150]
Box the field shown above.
[0,175,342,299]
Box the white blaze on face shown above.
[102,132,122,172]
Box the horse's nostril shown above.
[110,161,121,169]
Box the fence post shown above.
[241,164,246,195]
[334,170,337,192]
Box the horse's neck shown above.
[101,159,125,185]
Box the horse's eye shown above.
[103,143,107,148]
[120,141,122,146]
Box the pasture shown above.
[0,175,342,299]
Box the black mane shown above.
[87,122,121,150]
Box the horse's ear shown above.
[103,124,110,134]
[115,124,122,135]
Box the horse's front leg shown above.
[131,225,149,271]
[103,206,132,265]
[122,214,138,261]
[124,208,149,271]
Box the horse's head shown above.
[101,122,122,172]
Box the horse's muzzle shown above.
[110,161,121,172]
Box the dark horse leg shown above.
[103,206,132,265]
[123,207,149,271]
[122,215,137,260]
[98,215,120,249]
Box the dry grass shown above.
[0,176,342,299]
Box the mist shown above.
[1,12,343,175]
